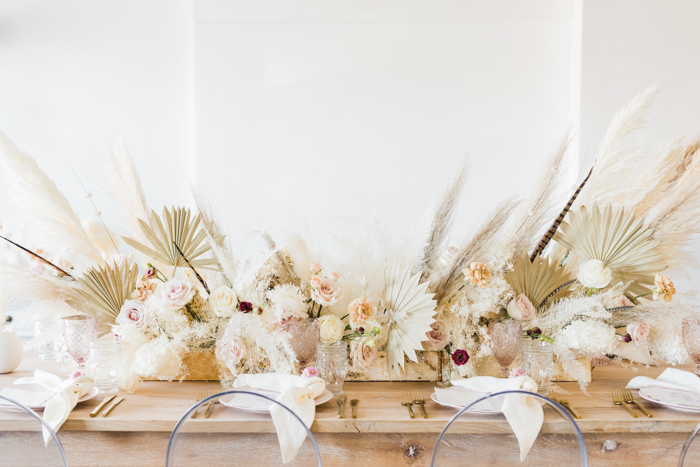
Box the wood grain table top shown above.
[1,352,699,434]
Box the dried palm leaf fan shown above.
[66,259,139,328]
[552,203,665,296]
[384,261,437,377]
[122,207,225,277]
[505,254,573,308]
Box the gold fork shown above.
[612,390,637,418]
[401,393,415,419]
[413,392,428,419]
[622,389,652,418]
[192,390,209,418]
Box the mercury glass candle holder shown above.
[62,315,98,373]
[489,320,522,377]
[521,338,554,395]
[289,319,320,373]
[682,319,700,376]
[316,341,348,395]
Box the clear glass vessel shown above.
[315,341,348,395]
[34,319,59,361]
[489,320,522,377]
[682,319,700,376]
[62,315,98,373]
[88,339,121,394]
[521,338,554,396]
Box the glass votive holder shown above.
[520,338,554,396]
[88,339,121,394]
[34,319,59,361]
[315,341,348,395]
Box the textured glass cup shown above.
[489,320,522,377]
[34,319,59,360]
[682,319,700,376]
[88,339,121,394]
[289,319,320,373]
[521,338,554,395]
[316,341,348,395]
[62,315,98,372]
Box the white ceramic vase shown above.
[0,325,23,373]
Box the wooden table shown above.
[1,353,700,466]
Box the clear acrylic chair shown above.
[0,394,68,467]
[166,390,322,466]
[678,421,700,466]
[431,390,588,466]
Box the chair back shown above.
[166,389,322,466]
[431,389,588,466]
[678,421,700,467]
[0,394,68,467]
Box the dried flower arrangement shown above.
[1,84,699,393]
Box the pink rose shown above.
[507,294,536,320]
[611,295,634,308]
[350,338,378,370]
[311,277,340,306]
[628,322,650,343]
[310,262,322,273]
[216,335,247,371]
[117,299,148,329]
[329,272,340,282]
[310,276,322,288]
[162,279,195,307]
[423,319,448,351]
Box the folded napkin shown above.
[233,373,325,464]
[14,370,94,445]
[450,375,542,461]
[627,368,700,393]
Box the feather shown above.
[258,231,299,286]
[104,142,150,241]
[191,185,234,262]
[172,241,210,294]
[0,260,77,303]
[0,235,73,279]
[553,340,589,393]
[530,165,593,261]
[0,132,102,262]
[418,160,470,279]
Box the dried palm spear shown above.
[66,259,139,325]
[505,253,573,308]
[552,203,665,296]
[122,207,225,276]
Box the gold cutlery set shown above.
[90,395,123,417]
[552,398,581,419]
[336,395,360,419]
[192,390,217,419]
[612,389,653,418]
[401,392,428,419]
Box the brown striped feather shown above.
[0,235,74,279]
[172,241,210,294]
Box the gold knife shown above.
[554,398,581,419]
[337,395,347,419]
[90,395,116,417]
[102,397,124,417]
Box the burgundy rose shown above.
[239,301,253,313]
[451,349,470,366]
[623,333,632,343]
[144,267,157,280]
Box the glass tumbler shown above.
[34,319,59,360]
[315,341,348,395]
[62,315,98,373]
[489,320,522,377]
[289,319,320,373]
[88,339,121,394]
[521,338,554,396]
[682,319,700,375]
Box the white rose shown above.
[162,278,195,307]
[318,314,345,344]
[577,259,612,289]
[215,335,247,371]
[209,286,238,318]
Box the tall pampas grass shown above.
[191,185,234,263]
[418,160,470,280]
[0,132,103,262]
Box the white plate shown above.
[219,387,333,413]
[431,390,500,414]
[638,387,700,412]
[0,385,99,410]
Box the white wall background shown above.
[1,0,699,289]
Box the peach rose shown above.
[311,278,340,306]
[348,296,376,325]
[628,322,650,343]
[310,276,322,287]
[216,335,247,371]
[507,294,536,320]
[117,299,148,329]
[131,280,157,301]
[310,262,322,273]
[329,272,340,282]
[654,274,675,302]
[463,262,490,288]
[350,338,378,370]
[423,319,448,351]
[610,295,634,308]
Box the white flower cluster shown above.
[266,284,309,322]
[647,322,689,365]
[557,319,617,357]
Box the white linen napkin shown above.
[233,373,325,464]
[450,375,542,461]
[627,368,700,393]
[14,370,94,445]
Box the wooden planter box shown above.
[346,351,443,382]
[475,355,593,383]
[143,350,221,381]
